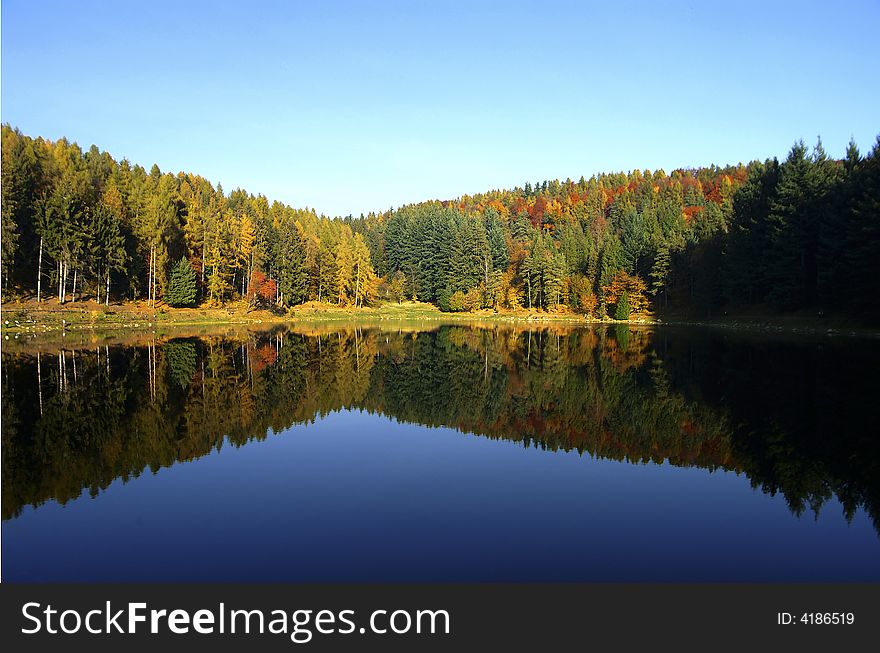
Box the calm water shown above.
[2,323,879,581]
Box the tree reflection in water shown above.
[2,324,878,534]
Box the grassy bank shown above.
[1,298,656,335]
[4,297,879,341]
[3,298,878,348]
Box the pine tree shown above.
[724,159,779,305]
[844,136,880,316]
[446,213,486,293]
[275,220,308,307]
[485,209,510,271]
[649,246,671,309]
[1,200,18,293]
[614,291,631,320]
[166,257,197,307]
[88,203,127,304]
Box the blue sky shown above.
[2,0,878,217]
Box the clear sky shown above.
[2,0,878,217]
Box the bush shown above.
[463,286,482,311]
[448,290,467,312]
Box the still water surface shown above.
[2,323,878,581]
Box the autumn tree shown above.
[602,270,648,317]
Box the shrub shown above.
[448,290,467,312]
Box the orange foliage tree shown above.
[601,270,649,315]
[248,269,278,305]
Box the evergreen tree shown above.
[485,209,510,271]
[166,256,197,307]
[724,159,779,305]
[649,246,671,309]
[87,203,127,304]
[844,136,880,316]
[614,291,631,320]
[275,220,308,307]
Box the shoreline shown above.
[2,299,878,340]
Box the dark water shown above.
[2,323,879,581]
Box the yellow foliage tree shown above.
[237,215,256,296]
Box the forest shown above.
[2,124,878,320]
[3,325,877,532]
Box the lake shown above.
[2,322,878,581]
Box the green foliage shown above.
[485,208,509,271]
[521,233,567,309]
[722,137,878,317]
[166,257,197,307]
[274,220,308,307]
[614,291,631,320]
[163,341,198,389]
[614,323,631,349]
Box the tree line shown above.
[2,124,878,319]
[0,125,377,310]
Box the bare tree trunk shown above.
[152,249,157,307]
[248,253,253,297]
[36,237,43,302]
[71,266,77,303]
[355,261,361,308]
[147,341,154,403]
[37,352,43,416]
[61,350,68,390]
[106,267,111,306]
[147,246,153,306]
[201,231,206,295]
[62,259,68,304]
